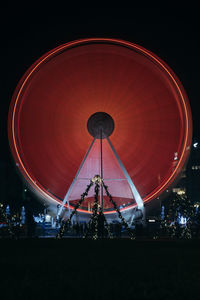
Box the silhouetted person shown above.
[98,211,106,238]
[116,223,122,238]
[13,215,21,239]
[75,222,80,237]
[26,209,36,238]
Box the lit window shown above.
[192,165,200,170]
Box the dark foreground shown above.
[0,238,200,299]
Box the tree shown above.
[162,192,195,239]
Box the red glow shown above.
[8,38,192,213]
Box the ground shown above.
[0,238,199,299]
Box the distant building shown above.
[186,140,200,203]
[160,140,200,215]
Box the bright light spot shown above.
[173,188,185,195]
[174,152,178,160]
[180,216,187,225]
[149,219,156,222]
[138,203,144,209]
[193,142,198,148]
[45,214,51,222]
[192,165,200,170]
[177,190,185,195]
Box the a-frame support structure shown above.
[57,136,144,221]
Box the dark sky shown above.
[1,5,199,201]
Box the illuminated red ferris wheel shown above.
[8,38,192,220]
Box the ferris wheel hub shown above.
[87,112,114,139]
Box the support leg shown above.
[106,136,144,210]
[56,180,94,239]
[57,138,96,219]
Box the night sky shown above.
[1,5,199,208]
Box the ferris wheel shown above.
[8,38,192,223]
